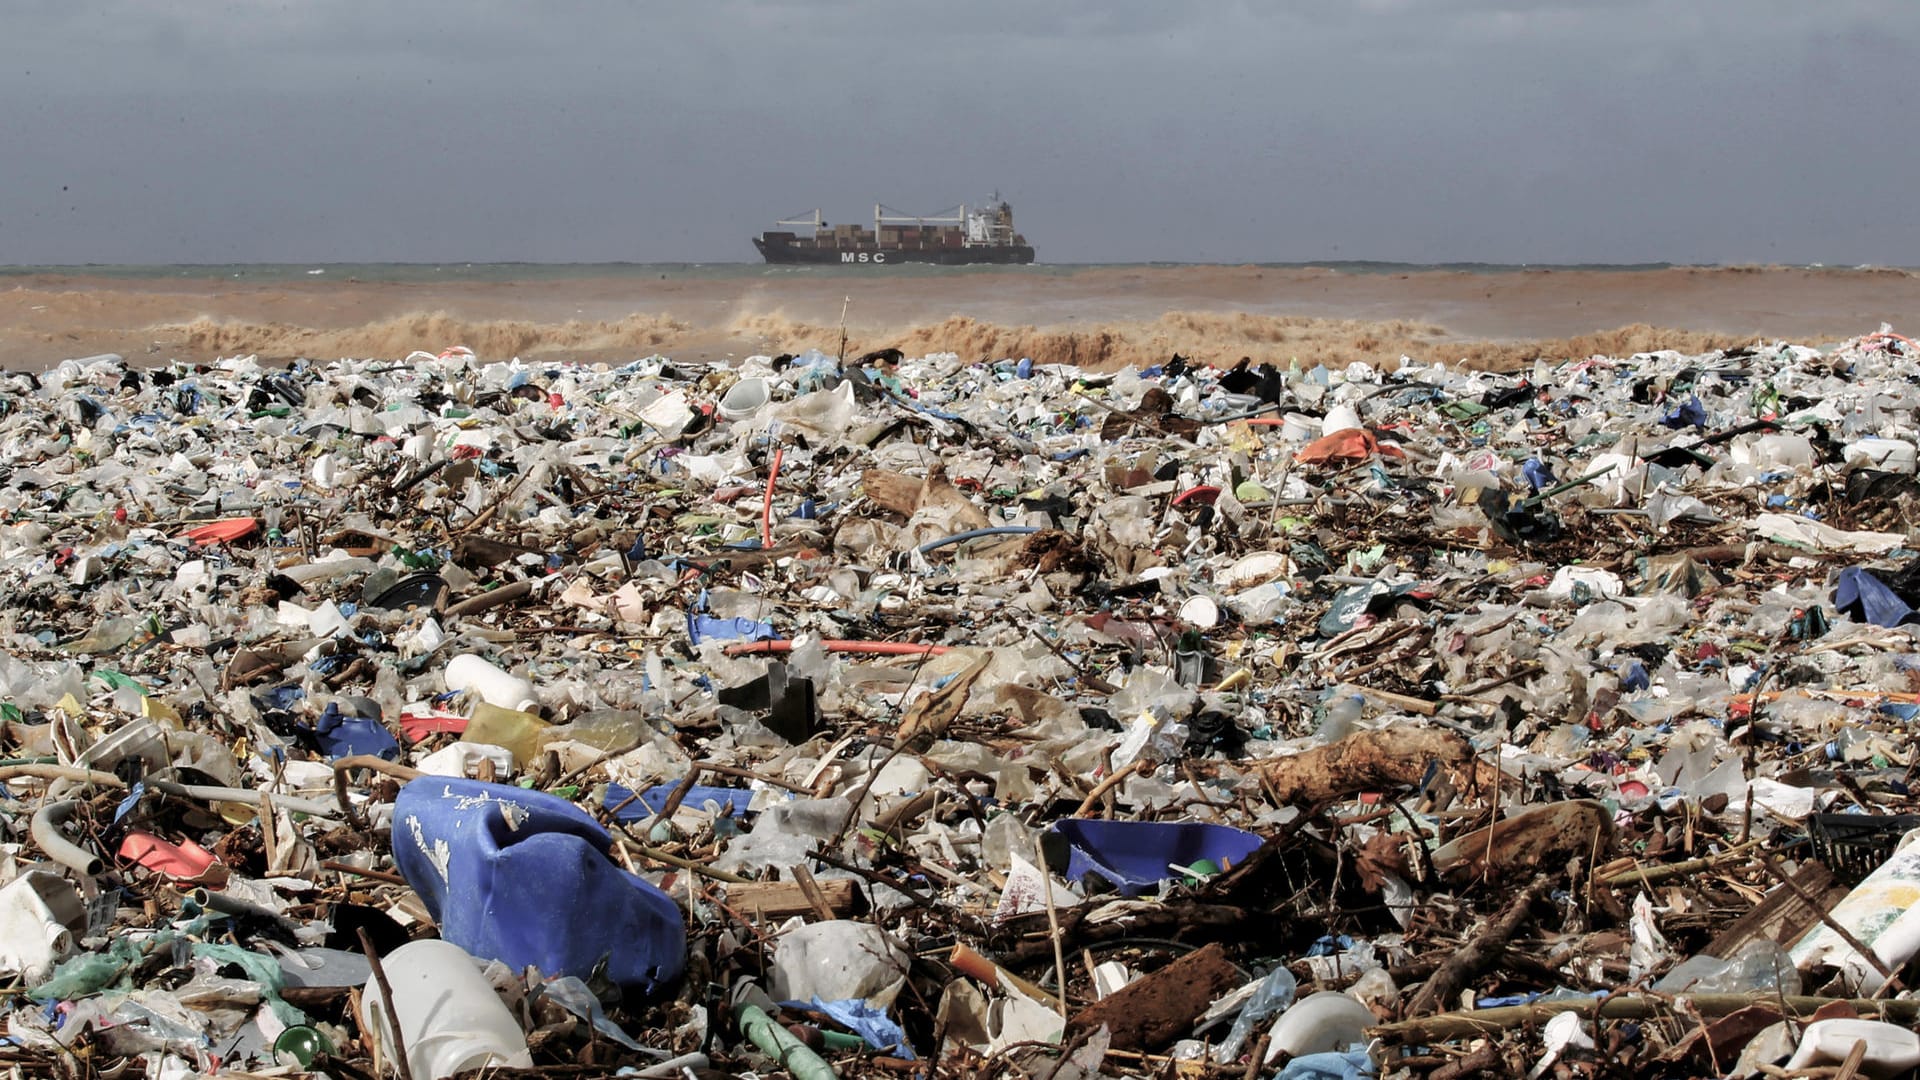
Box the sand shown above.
[4,264,1918,372]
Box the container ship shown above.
[753,194,1035,265]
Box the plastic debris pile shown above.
[1,331,1920,1077]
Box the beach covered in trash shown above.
[2,329,1920,1079]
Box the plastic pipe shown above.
[634,1054,711,1078]
[0,764,126,788]
[30,800,103,876]
[443,581,533,619]
[761,447,785,550]
[186,887,298,928]
[734,1003,838,1080]
[144,779,342,820]
[949,942,1054,1003]
[914,525,1039,554]
[722,639,952,658]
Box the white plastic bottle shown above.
[360,939,533,1080]
[1789,828,1920,995]
[444,654,540,714]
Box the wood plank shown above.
[1706,860,1847,958]
[725,876,864,920]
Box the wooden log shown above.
[1256,726,1475,806]
[1064,942,1243,1051]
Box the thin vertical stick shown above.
[358,927,415,1080]
[1035,835,1070,1021]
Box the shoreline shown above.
[5,263,1917,371]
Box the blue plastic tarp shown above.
[393,778,685,995]
[1834,567,1915,628]
[1048,819,1265,897]
[1661,396,1707,429]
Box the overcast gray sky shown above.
[2,1,1914,265]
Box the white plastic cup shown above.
[444,654,540,714]
[361,939,533,1080]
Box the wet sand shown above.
[4,264,1918,372]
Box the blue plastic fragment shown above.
[1521,457,1556,492]
[1047,819,1265,897]
[686,615,781,646]
[307,702,400,761]
[1272,1049,1377,1079]
[393,778,686,995]
[603,782,755,822]
[807,996,915,1059]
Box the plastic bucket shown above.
[718,377,771,422]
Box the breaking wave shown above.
[725,310,1760,373]
[0,273,1792,372]
[155,311,691,362]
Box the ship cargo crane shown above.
[874,204,966,231]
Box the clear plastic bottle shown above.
[555,709,650,753]
[1316,692,1365,744]
[1213,965,1297,1063]
[461,703,552,767]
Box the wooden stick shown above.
[1761,856,1903,993]
[1353,684,1438,716]
[1597,838,1767,888]
[1073,759,1146,818]
[613,833,752,883]
[322,860,409,887]
[1036,835,1071,1020]
[1405,874,1548,1018]
[358,926,415,1080]
[1371,993,1920,1045]
[789,863,838,922]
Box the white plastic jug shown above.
[1785,1018,1920,1078]
[0,871,88,982]
[1844,437,1919,475]
[444,654,540,714]
[361,939,533,1080]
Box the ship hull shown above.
[753,239,1034,265]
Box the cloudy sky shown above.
[2,1,1913,265]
